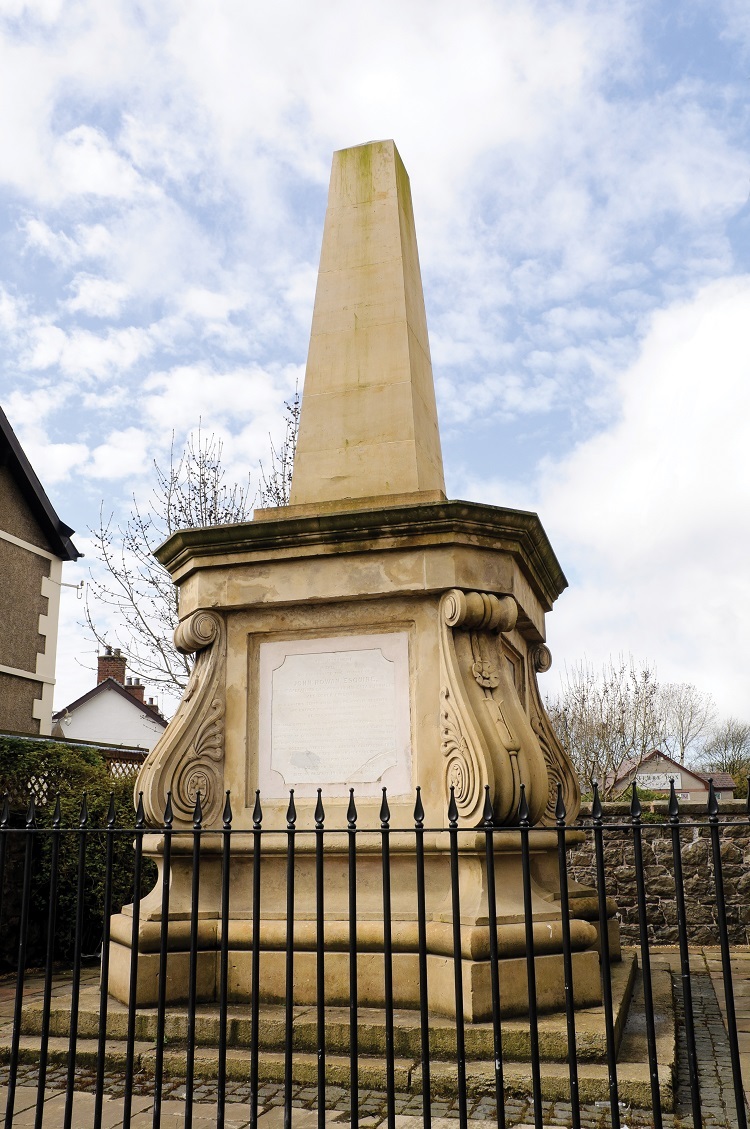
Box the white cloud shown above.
[66,274,130,318]
[142,362,292,428]
[87,426,152,479]
[538,276,750,714]
[26,324,155,378]
[52,125,146,201]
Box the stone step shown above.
[0,1032,673,1110]
[0,956,676,1110]
[17,957,638,1066]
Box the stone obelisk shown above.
[289,140,445,510]
[110,140,615,1017]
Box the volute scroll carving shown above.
[438,588,574,827]
[527,644,581,825]
[136,609,227,829]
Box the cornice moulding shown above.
[155,499,568,611]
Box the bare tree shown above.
[546,655,666,798]
[660,682,716,764]
[257,384,300,508]
[85,430,254,698]
[86,392,301,700]
[696,718,750,779]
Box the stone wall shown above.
[569,800,750,946]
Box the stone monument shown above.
[109,140,612,1017]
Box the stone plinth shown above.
[109,828,604,1020]
[106,500,616,1014]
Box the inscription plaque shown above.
[258,632,411,798]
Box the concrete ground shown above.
[0,947,748,1127]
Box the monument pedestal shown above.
[108,827,609,1020]
[111,139,621,1028]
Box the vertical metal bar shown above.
[5,795,36,1129]
[122,793,145,1129]
[629,785,662,1129]
[347,790,359,1129]
[315,789,326,1129]
[35,794,61,1129]
[0,795,9,933]
[380,788,396,1129]
[592,783,620,1129]
[63,792,89,1129]
[152,793,173,1129]
[519,785,542,1128]
[217,792,233,1129]
[708,780,747,1129]
[448,787,468,1129]
[284,790,297,1129]
[554,786,580,1129]
[185,791,203,1129]
[669,780,701,1129]
[250,791,263,1129]
[482,787,504,1129]
[414,788,431,1129]
[94,793,117,1129]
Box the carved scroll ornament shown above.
[136,610,227,828]
[527,643,580,824]
[439,589,577,826]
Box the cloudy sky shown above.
[1,0,749,718]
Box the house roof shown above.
[0,405,80,561]
[52,678,168,727]
[701,772,736,791]
[613,749,735,792]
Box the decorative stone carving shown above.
[526,644,580,825]
[136,610,227,828]
[440,686,483,819]
[438,588,577,826]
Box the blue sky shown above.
[1,0,749,717]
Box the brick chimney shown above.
[98,647,126,685]
[125,676,145,703]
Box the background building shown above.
[52,647,167,751]
[0,407,80,736]
[613,748,735,802]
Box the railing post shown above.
[414,787,431,1129]
[380,788,396,1129]
[448,787,468,1129]
[347,789,359,1129]
[152,792,174,1129]
[5,794,36,1129]
[284,790,296,1129]
[707,779,747,1129]
[185,790,203,1129]
[669,779,702,1129]
[250,790,263,1129]
[217,791,233,1129]
[554,785,580,1129]
[64,791,89,1129]
[94,792,117,1129]
[481,787,504,1129]
[629,784,662,1128]
[315,789,326,1129]
[592,782,620,1129]
[519,784,542,1128]
[35,793,61,1129]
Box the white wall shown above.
[58,685,165,750]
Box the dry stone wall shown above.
[569,800,750,946]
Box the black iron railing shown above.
[0,781,747,1129]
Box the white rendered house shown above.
[52,650,167,751]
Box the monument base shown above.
[108,829,617,1022]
